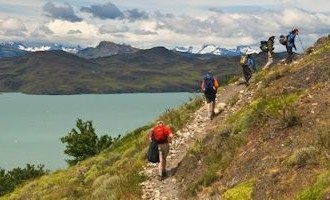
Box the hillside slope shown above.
[1,36,328,200]
[173,35,330,199]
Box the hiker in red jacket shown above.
[149,121,174,180]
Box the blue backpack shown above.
[204,74,214,92]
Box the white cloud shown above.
[0,17,27,36]
[0,1,329,49]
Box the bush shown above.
[222,179,255,200]
[61,119,120,166]
[316,128,330,150]
[0,164,48,196]
[287,147,318,168]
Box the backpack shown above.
[152,126,168,143]
[279,35,288,45]
[203,74,215,92]
[260,41,268,52]
[147,140,159,163]
[240,55,248,66]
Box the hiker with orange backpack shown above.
[148,121,174,180]
[201,72,219,120]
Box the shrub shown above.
[222,179,255,200]
[316,128,330,150]
[61,119,120,166]
[0,164,48,196]
[287,147,318,168]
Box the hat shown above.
[157,121,164,125]
[293,28,299,33]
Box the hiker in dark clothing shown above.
[201,72,219,120]
[286,28,299,64]
[263,36,275,69]
[242,64,251,86]
[240,52,256,86]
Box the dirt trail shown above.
[140,84,244,200]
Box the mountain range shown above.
[0,41,259,59]
[0,43,285,95]
[174,44,260,56]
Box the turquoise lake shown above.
[0,93,197,170]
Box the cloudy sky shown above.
[0,0,329,50]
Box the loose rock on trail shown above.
[140,84,244,200]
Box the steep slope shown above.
[174,36,330,199]
[2,36,329,200]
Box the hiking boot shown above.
[157,175,163,181]
[162,171,167,178]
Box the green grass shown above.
[295,171,330,200]
[222,179,256,200]
[227,93,301,134]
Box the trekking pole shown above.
[297,35,305,52]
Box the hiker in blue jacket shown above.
[247,53,257,72]
[286,28,299,64]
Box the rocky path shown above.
[140,84,244,200]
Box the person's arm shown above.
[166,127,174,143]
[201,80,205,92]
[214,78,219,90]
[148,130,154,141]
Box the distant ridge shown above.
[76,41,139,59]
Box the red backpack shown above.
[152,125,168,143]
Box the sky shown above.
[0,0,329,49]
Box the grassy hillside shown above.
[1,96,203,199]
[175,36,330,199]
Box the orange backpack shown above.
[152,126,168,143]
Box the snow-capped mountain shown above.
[18,43,82,54]
[173,44,260,56]
[0,42,82,54]
[174,46,194,54]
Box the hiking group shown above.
[146,28,301,181]
[240,28,300,86]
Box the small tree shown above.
[0,164,47,197]
[61,119,119,166]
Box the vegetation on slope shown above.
[175,35,330,199]
[1,96,203,199]
[0,164,47,196]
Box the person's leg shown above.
[263,51,273,69]
[243,65,251,84]
[269,52,274,66]
[205,93,213,119]
[158,143,169,178]
[207,102,213,119]
[286,46,293,64]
